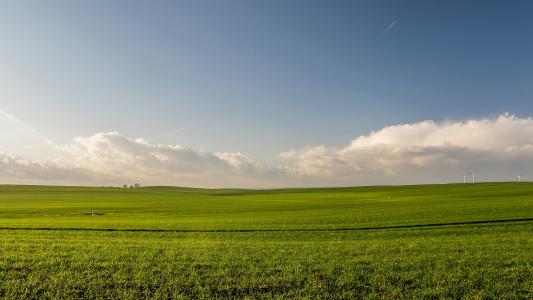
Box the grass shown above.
[0,182,532,298]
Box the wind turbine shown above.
[467,171,477,184]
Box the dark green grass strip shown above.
[0,217,532,233]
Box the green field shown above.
[0,183,532,298]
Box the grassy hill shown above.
[0,183,531,298]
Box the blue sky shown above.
[1,1,533,186]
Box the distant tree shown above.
[134,183,141,188]
[129,185,134,189]
[122,184,128,189]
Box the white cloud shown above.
[56,132,284,187]
[281,113,533,185]
[346,113,533,151]
[2,113,533,187]
[0,152,95,184]
[1,132,284,187]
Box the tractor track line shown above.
[0,217,532,233]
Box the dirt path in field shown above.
[0,217,532,233]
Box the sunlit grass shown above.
[0,183,531,298]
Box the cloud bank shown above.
[281,113,533,185]
[56,132,283,187]
[2,113,533,187]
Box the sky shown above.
[1,0,533,187]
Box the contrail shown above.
[0,108,55,145]
[381,21,396,35]
[151,120,203,142]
